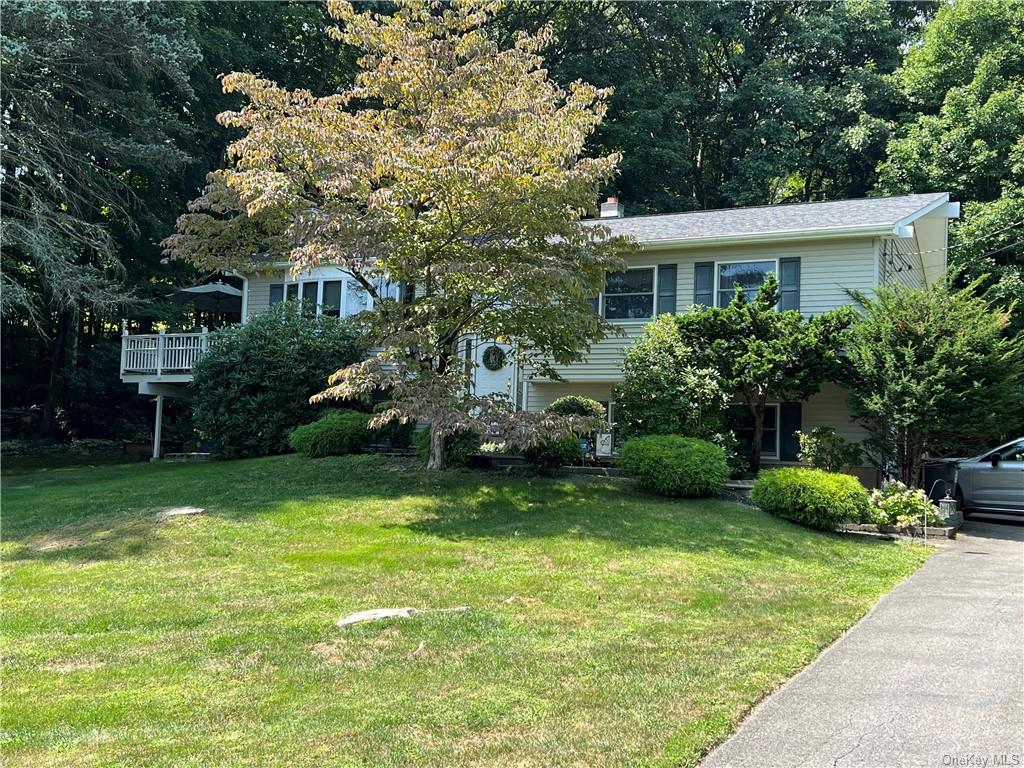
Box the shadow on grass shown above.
[3,453,902,566]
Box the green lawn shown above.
[1,455,929,767]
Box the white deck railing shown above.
[120,326,210,378]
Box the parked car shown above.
[955,437,1024,515]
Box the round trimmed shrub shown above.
[618,435,729,497]
[523,435,582,474]
[545,396,606,420]
[288,410,370,458]
[412,426,481,467]
[750,467,869,530]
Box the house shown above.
[121,192,958,474]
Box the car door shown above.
[970,440,1024,511]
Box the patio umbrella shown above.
[169,281,243,313]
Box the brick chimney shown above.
[600,195,625,218]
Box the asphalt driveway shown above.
[702,521,1024,768]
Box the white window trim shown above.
[600,264,658,324]
[714,258,779,308]
[274,271,381,317]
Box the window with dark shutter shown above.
[779,402,802,461]
[657,264,677,315]
[779,257,801,311]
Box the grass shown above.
[1,455,930,767]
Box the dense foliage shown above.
[191,305,364,458]
[675,276,854,472]
[877,0,1024,334]
[842,282,1024,487]
[619,435,728,498]
[868,481,944,529]
[796,427,864,472]
[545,396,607,420]
[523,435,583,475]
[750,468,870,531]
[614,315,727,439]
[288,411,371,458]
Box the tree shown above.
[166,0,630,469]
[1,1,200,433]
[673,276,854,473]
[842,282,1024,488]
[613,315,727,439]
[876,0,1024,325]
[498,0,933,213]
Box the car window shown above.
[996,440,1024,462]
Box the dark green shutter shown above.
[694,262,714,307]
[779,257,800,311]
[779,402,802,461]
[657,264,677,314]
[269,284,283,305]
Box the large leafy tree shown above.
[843,282,1024,487]
[876,0,1024,328]
[167,0,630,469]
[500,0,932,213]
[1,1,200,432]
[674,277,854,473]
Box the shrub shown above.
[869,480,944,528]
[288,410,371,457]
[523,435,582,474]
[750,468,869,530]
[619,435,728,498]
[796,427,863,471]
[412,426,481,467]
[614,316,728,439]
[545,396,606,420]
[368,404,416,448]
[191,303,364,458]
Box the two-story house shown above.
[122,192,958,474]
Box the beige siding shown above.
[880,236,927,290]
[246,275,276,317]
[525,382,615,413]
[526,236,877,382]
[802,382,869,445]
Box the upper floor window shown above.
[603,267,655,320]
[717,260,776,307]
[269,274,398,318]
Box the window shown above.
[604,267,655,320]
[321,280,342,317]
[728,403,779,458]
[267,273,393,318]
[717,261,775,307]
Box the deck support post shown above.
[152,394,164,460]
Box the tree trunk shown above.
[749,399,765,474]
[41,309,72,437]
[427,428,447,470]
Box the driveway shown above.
[702,521,1024,768]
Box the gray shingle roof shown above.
[585,193,949,244]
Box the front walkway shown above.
[702,521,1024,768]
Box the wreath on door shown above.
[482,344,507,371]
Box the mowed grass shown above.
[1,455,929,768]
